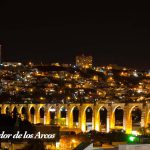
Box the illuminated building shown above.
[76,54,93,69]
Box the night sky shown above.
[0,2,150,70]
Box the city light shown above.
[129,136,135,142]
[1,55,150,149]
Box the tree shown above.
[0,114,36,149]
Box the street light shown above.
[72,139,76,143]
[71,139,76,149]
[128,135,139,143]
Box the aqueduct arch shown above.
[100,107,107,131]
[17,106,28,120]
[95,105,108,132]
[5,106,10,115]
[58,106,68,126]
[81,104,93,132]
[131,106,142,130]
[85,106,93,131]
[146,110,150,127]
[67,106,80,128]
[72,106,79,127]
[12,106,18,118]
[39,106,45,124]
[0,102,150,134]
[30,106,35,123]
[20,107,27,120]
[48,106,56,125]
[126,104,143,133]
[111,105,124,130]
[115,106,123,126]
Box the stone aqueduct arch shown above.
[0,103,150,133]
[146,105,150,126]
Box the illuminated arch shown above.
[95,106,108,132]
[5,106,10,115]
[97,106,108,124]
[15,105,27,120]
[30,106,35,115]
[49,106,56,118]
[132,106,141,124]
[57,106,67,126]
[85,106,93,131]
[30,106,35,123]
[49,106,56,124]
[72,106,79,126]
[21,107,26,114]
[100,107,107,125]
[146,110,150,127]
[12,106,19,119]
[18,106,27,114]
[39,107,45,124]
[12,106,18,112]
[48,105,56,111]
[128,105,142,132]
[80,105,94,132]
[112,106,124,128]
[59,106,67,118]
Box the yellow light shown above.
[126,128,132,134]
[67,96,71,100]
[29,62,32,66]
[95,122,100,131]
[132,131,139,136]
[16,88,19,91]
[30,89,33,92]
[72,139,76,143]
[40,97,45,100]
[81,123,86,132]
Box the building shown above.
[2,62,22,67]
[76,54,93,69]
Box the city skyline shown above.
[0,52,150,71]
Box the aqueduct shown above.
[0,102,150,134]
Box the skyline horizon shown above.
[1,50,149,71]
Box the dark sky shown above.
[0,2,150,70]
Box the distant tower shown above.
[76,54,93,69]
